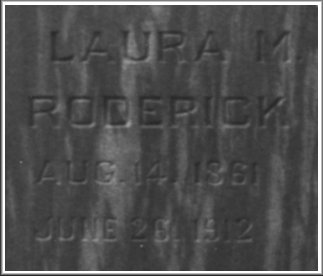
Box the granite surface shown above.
[5,5,318,271]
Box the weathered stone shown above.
[5,5,318,271]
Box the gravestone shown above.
[5,5,318,271]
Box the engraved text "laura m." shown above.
[51,30,295,63]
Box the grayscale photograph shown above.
[4,3,319,272]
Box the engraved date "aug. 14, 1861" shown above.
[34,159,259,188]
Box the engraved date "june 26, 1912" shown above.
[34,217,254,244]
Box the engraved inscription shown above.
[158,31,185,62]
[34,217,254,243]
[50,30,226,63]
[35,160,118,186]
[34,159,259,189]
[50,31,74,62]
[195,31,224,61]
[256,30,291,62]
[68,97,95,127]
[50,30,297,63]
[30,96,58,127]
[30,96,289,129]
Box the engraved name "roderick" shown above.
[30,96,289,129]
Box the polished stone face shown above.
[5,5,318,271]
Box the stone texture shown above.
[5,5,318,271]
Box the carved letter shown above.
[50,31,74,62]
[195,31,224,61]
[256,30,290,62]
[258,96,285,126]
[123,31,150,61]
[104,97,129,126]
[170,97,197,126]
[223,97,250,127]
[30,96,57,127]
[68,97,95,127]
[158,31,185,62]
[140,97,163,126]
[82,31,113,62]
[36,160,58,185]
